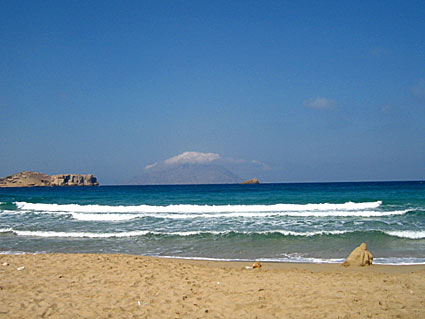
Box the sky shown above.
[1,0,424,184]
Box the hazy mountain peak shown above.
[130,163,240,185]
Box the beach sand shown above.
[1,254,424,318]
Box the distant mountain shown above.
[129,164,241,185]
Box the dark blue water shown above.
[1,182,424,264]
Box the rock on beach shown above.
[343,243,373,266]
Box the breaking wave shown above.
[70,213,140,221]
[384,231,425,239]
[1,228,424,239]
[11,201,410,220]
[15,201,382,213]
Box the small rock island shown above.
[0,171,99,187]
[240,178,260,184]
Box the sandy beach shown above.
[0,254,424,318]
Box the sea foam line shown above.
[0,251,422,264]
[2,228,424,239]
[10,209,409,220]
[11,230,151,238]
[14,201,383,214]
[70,213,140,221]
[384,231,425,239]
[13,201,408,220]
[157,256,425,265]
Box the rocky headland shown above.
[0,171,99,187]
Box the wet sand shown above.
[1,253,424,318]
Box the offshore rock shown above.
[50,174,99,186]
[0,171,99,187]
[342,243,373,267]
[240,178,260,184]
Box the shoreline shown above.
[1,253,425,318]
[158,255,425,267]
[2,250,425,267]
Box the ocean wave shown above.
[2,210,140,221]
[70,213,140,221]
[384,231,425,239]
[14,209,410,220]
[0,251,46,255]
[0,228,346,237]
[4,229,223,238]
[3,228,425,239]
[12,201,411,219]
[14,201,383,214]
[12,230,151,238]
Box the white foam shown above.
[4,228,340,238]
[384,231,425,239]
[0,251,46,255]
[373,257,425,265]
[161,255,425,265]
[70,213,140,221]
[14,201,383,214]
[13,230,151,238]
[0,210,20,215]
[13,201,408,219]
[0,250,422,264]
[259,230,349,236]
[162,230,351,237]
[257,257,346,264]
[151,209,408,219]
[11,209,410,220]
[5,228,425,239]
[0,228,366,238]
[9,229,223,238]
[161,230,225,236]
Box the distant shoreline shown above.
[97,180,425,186]
[0,171,99,188]
[1,177,423,188]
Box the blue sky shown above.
[1,1,424,184]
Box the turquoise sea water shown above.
[1,182,424,264]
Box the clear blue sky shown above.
[1,1,424,184]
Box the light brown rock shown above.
[240,178,260,184]
[343,243,373,267]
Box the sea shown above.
[1,182,424,265]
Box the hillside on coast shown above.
[0,171,99,187]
